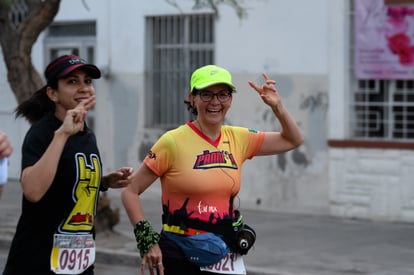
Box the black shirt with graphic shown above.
[3,113,102,275]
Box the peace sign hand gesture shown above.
[248,73,282,112]
[60,96,96,136]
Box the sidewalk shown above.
[2,180,414,275]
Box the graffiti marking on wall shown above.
[300,91,328,113]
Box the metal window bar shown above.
[350,0,414,140]
[146,14,214,128]
[393,80,414,138]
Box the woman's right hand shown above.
[59,96,96,136]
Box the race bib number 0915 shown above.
[50,234,96,274]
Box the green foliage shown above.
[166,0,247,19]
[195,0,247,19]
[1,0,13,10]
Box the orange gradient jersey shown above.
[144,121,264,224]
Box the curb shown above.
[0,238,11,252]
[0,236,277,275]
[0,236,140,266]
[95,247,140,266]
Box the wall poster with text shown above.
[355,0,414,79]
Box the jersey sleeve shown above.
[143,131,177,176]
[232,126,264,160]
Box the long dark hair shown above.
[184,100,198,116]
[14,79,58,124]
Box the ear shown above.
[46,87,58,102]
[188,93,197,107]
[188,92,194,101]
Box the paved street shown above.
[2,180,414,274]
[0,248,141,275]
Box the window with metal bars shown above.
[351,79,414,139]
[145,14,215,128]
[351,1,414,140]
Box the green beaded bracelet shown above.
[133,220,160,257]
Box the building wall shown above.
[330,148,414,222]
[98,0,331,214]
[328,0,414,222]
[9,0,409,219]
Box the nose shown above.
[78,82,95,95]
[210,94,221,103]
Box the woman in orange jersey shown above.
[122,65,304,275]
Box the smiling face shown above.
[46,68,96,121]
[190,84,233,126]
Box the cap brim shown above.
[57,64,101,79]
[194,81,236,91]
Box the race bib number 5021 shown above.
[200,253,246,274]
[50,233,96,274]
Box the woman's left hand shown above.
[248,73,282,110]
[141,244,164,275]
[103,167,133,189]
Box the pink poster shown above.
[355,0,414,79]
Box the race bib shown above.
[50,233,96,274]
[200,253,246,274]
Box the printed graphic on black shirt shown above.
[60,153,101,233]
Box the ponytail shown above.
[15,80,57,124]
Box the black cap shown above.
[45,55,101,83]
